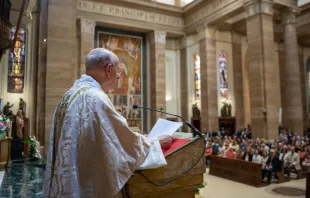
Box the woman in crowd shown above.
[252,149,262,164]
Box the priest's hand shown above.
[158,135,173,149]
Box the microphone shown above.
[132,105,202,137]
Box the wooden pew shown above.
[276,160,285,183]
[307,171,310,198]
[209,156,263,187]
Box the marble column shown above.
[45,0,76,152]
[282,8,304,134]
[198,26,218,131]
[149,31,166,126]
[79,19,95,76]
[232,32,244,129]
[179,36,189,131]
[244,0,280,139]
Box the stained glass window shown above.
[219,52,228,98]
[306,58,310,112]
[8,26,26,93]
[194,54,201,100]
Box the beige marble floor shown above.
[199,169,306,198]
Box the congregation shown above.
[204,127,310,185]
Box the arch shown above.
[7,26,27,93]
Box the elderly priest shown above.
[43,48,171,198]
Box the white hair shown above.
[85,49,111,69]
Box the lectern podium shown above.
[125,136,206,198]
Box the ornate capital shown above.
[282,8,300,25]
[153,31,166,44]
[244,0,274,18]
[80,19,96,34]
[179,36,187,49]
[197,25,216,41]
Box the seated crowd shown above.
[204,127,310,185]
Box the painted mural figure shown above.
[99,31,143,130]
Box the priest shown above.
[43,48,171,198]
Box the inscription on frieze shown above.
[185,0,236,26]
[77,0,184,28]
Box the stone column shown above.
[299,47,308,128]
[244,0,280,139]
[232,32,244,129]
[198,26,218,131]
[45,0,76,152]
[281,8,304,134]
[179,36,189,131]
[79,19,95,76]
[149,31,166,126]
[36,0,48,145]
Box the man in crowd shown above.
[284,146,301,180]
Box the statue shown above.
[16,110,24,138]
[19,98,25,115]
[221,101,229,117]
[3,102,14,117]
[192,103,201,118]
[228,104,232,117]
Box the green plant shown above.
[0,114,10,140]
[22,136,42,160]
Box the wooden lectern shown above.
[125,136,206,198]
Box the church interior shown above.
[1,0,310,197]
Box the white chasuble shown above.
[43,74,166,198]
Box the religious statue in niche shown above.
[16,110,24,138]
[192,103,201,118]
[19,98,26,116]
[8,27,26,93]
[221,101,232,117]
[3,102,14,117]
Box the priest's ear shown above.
[104,64,113,77]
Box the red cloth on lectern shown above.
[162,138,191,155]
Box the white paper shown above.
[148,118,183,139]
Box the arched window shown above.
[194,54,201,101]
[8,26,26,93]
[306,57,310,112]
[219,52,228,98]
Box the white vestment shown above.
[43,74,166,198]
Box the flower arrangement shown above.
[0,114,10,140]
[23,136,42,160]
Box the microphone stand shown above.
[133,105,201,138]
[133,105,206,186]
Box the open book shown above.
[148,118,183,139]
